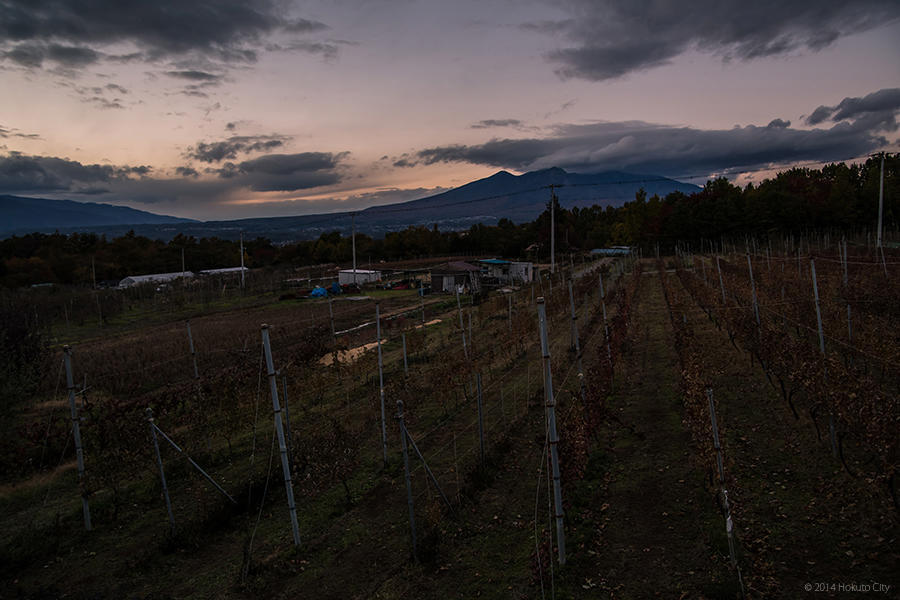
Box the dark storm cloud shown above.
[0,149,347,205]
[282,19,329,34]
[5,42,103,68]
[165,70,222,82]
[526,0,900,80]
[60,81,130,108]
[215,152,349,191]
[186,134,292,163]
[175,166,200,177]
[46,44,100,67]
[84,96,124,110]
[805,88,900,131]
[413,117,889,176]
[0,0,334,71]
[0,125,41,139]
[0,152,150,192]
[471,119,524,129]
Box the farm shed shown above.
[430,261,482,294]
[478,258,533,285]
[338,269,381,285]
[118,271,194,288]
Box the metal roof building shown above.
[338,269,381,285]
[118,271,194,288]
[199,267,248,276]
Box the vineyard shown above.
[1,243,898,599]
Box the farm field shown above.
[1,247,897,599]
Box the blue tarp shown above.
[330,282,341,295]
[310,286,328,297]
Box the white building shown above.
[199,267,249,276]
[338,269,381,285]
[478,259,533,285]
[118,271,194,288]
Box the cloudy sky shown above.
[1,0,899,220]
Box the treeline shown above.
[0,156,895,289]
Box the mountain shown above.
[0,168,699,241]
[0,195,196,237]
[361,167,699,224]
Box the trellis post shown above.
[147,407,175,534]
[261,325,301,546]
[536,298,566,565]
[375,303,389,466]
[64,346,92,531]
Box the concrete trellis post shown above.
[707,389,725,484]
[402,332,409,377]
[261,325,301,547]
[64,346,92,531]
[843,239,852,347]
[716,256,726,304]
[282,376,293,470]
[186,320,209,448]
[420,285,426,324]
[746,254,761,336]
[396,399,417,562]
[536,298,566,565]
[706,388,745,596]
[329,298,336,344]
[476,372,485,468]
[599,272,612,369]
[810,260,838,457]
[147,407,175,534]
[456,288,468,359]
[186,320,199,380]
[568,279,586,405]
[375,303,389,466]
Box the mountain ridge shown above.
[0,195,196,237]
[1,167,700,241]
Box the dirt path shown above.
[578,270,735,598]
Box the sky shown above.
[1,0,899,221]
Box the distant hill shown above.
[0,195,196,237]
[0,168,699,241]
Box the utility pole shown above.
[877,152,885,248]
[239,233,245,289]
[181,247,185,278]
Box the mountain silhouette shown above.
[1,167,699,241]
[0,195,195,237]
